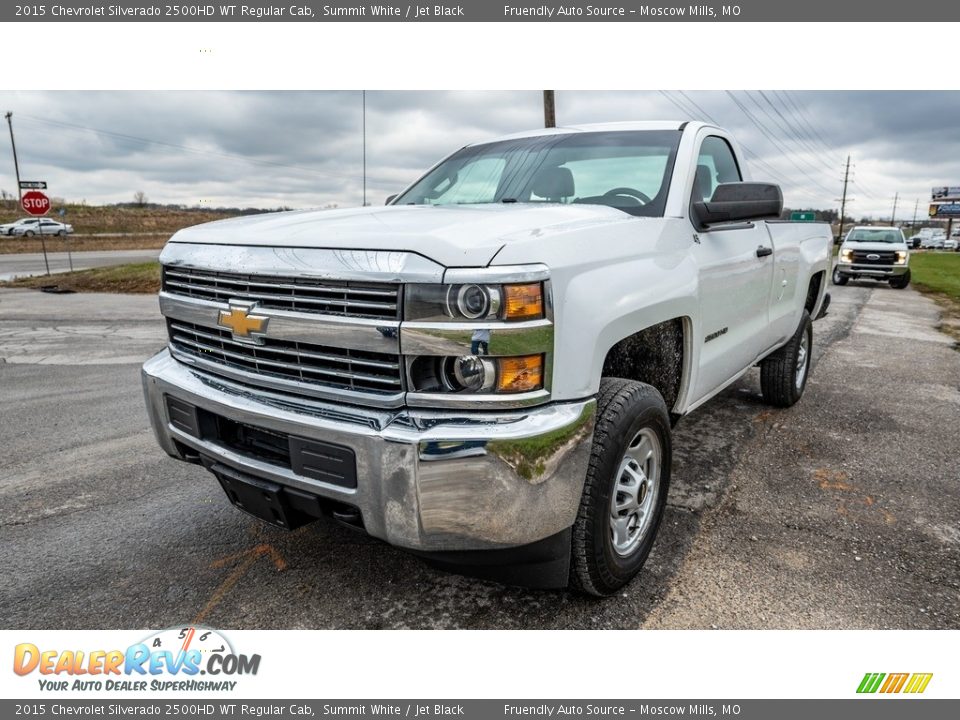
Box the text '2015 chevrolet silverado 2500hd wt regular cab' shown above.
[143,121,832,596]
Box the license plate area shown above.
[211,462,313,530]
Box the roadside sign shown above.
[58,208,66,217]
[21,190,51,216]
[19,180,47,190]
[929,202,960,217]
[932,186,960,201]
[791,211,816,222]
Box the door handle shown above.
[756,246,773,258]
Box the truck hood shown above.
[168,204,635,268]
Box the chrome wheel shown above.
[610,428,661,557]
[795,331,809,391]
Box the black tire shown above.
[23,230,34,237]
[889,269,911,289]
[760,310,812,408]
[570,378,672,596]
[57,230,66,237]
[832,266,848,285]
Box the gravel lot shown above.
[0,282,957,629]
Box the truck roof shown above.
[470,120,714,147]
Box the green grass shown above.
[1,261,161,294]
[910,253,960,301]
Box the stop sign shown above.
[21,190,50,216]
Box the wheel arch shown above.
[599,316,693,418]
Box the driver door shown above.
[690,135,775,402]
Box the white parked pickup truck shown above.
[143,121,832,595]
[833,226,910,288]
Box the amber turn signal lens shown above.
[503,283,544,321]
[496,354,544,393]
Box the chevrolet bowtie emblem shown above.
[218,301,269,344]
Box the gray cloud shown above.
[0,90,957,218]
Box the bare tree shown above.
[133,191,148,208]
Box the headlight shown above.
[896,251,907,264]
[409,354,544,394]
[840,248,853,263]
[405,282,544,322]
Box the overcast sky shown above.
[0,90,955,219]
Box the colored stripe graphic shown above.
[904,673,933,694]
[857,673,885,693]
[857,672,932,694]
[880,673,909,693]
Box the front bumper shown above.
[142,350,596,553]
[836,262,908,278]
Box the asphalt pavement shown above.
[0,282,957,629]
[0,249,161,281]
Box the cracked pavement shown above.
[0,282,957,629]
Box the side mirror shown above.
[385,194,397,205]
[692,182,783,230]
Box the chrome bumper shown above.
[836,263,908,277]
[142,350,595,552]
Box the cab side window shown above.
[693,136,742,202]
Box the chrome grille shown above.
[167,320,403,395]
[162,267,400,320]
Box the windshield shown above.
[394,130,682,217]
[847,228,904,243]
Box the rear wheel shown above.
[890,270,911,289]
[760,310,812,408]
[570,378,672,596]
[832,266,849,285]
[23,230,34,237]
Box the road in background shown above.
[0,249,161,281]
[0,283,957,629]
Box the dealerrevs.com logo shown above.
[857,672,933,694]
[13,627,260,693]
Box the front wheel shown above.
[570,378,672,596]
[760,310,813,408]
[890,270,911,289]
[832,266,849,285]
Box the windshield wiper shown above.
[501,198,518,204]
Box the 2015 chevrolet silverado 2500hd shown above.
[142,121,832,595]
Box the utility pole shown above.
[911,198,918,229]
[361,90,366,207]
[891,192,899,225]
[543,91,556,128]
[5,111,22,204]
[837,155,850,244]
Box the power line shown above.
[754,90,838,171]
[656,91,824,203]
[772,90,838,158]
[782,91,836,153]
[740,91,837,179]
[723,91,837,197]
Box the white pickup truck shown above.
[143,121,832,595]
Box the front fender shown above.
[550,254,700,407]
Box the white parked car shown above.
[142,121,832,595]
[0,218,39,236]
[10,218,73,237]
[944,237,958,251]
